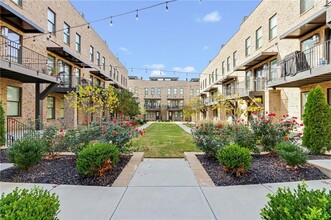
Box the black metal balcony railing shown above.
[144,105,161,110]
[0,35,49,74]
[6,118,35,146]
[167,105,184,110]
[281,40,331,79]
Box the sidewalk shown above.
[174,122,192,135]
[1,158,330,219]
[137,121,153,130]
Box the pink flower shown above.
[113,132,117,137]
[261,116,265,120]
[298,132,303,136]
[103,130,107,134]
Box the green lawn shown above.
[130,122,199,158]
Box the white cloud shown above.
[150,70,166,76]
[172,66,196,73]
[203,46,209,50]
[202,11,221,22]
[119,47,129,52]
[143,64,165,69]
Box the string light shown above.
[110,17,113,26]
[135,10,139,21]
[21,0,177,41]
[165,2,169,12]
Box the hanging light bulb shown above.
[136,10,139,21]
[110,17,113,26]
[32,36,36,44]
[165,2,169,12]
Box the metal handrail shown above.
[6,117,35,146]
[0,35,50,74]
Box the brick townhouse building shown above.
[0,0,128,141]
[128,76,200,121]
[200,0,331,122]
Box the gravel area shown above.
[0,149,10,163]
[0,154,131,186]
[197,154,329,186]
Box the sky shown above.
[70,0,260,80]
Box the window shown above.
[95,78,101,87]
[47,8,56,34]
[196,89,200,95]
[269,59,278,81]
[90,76,94,85]
[227,56,231,72]
[212,72,214,83]
[75,33,81,53]
[157,88,161,95]
[233,51,237,68]
[222,61,225,75]
[7,86,21,116]
[47,55,55,75]
[12,0,22,6]
[215,69,218,81]
[245,71,252,90]
[59,61,71,87]
[63,22,70,45]
[74,68,81,85]
[102,57,105,70]
[190,89,194,96]
[89,46,94,62]
[269,14,277,40]
[96,52,100,66]
[110,65,113,76]
[300,0,314,14]
[174,88,177,95]
[47,96,55,119]
[144,88,148,95]
[180,88,184,95]
[245,37,251,56]
[151,88,155,95]
[256,27,262,49]
[60,98,65,119]
[167,88,171,95]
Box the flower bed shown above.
[197,154,330,186]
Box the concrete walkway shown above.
[137,121,153,130]
[1,158,330,219]
[174,122,193,135]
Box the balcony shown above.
[0,35,58,84]
[268,40,331,88]
[167,105,184,110]
[144,105,161,111]
[236,80,266,99]
[204,97,218,106]
[52,75,91,93]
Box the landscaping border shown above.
[184,152,215,187]
[112,152,144,187]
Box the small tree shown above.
[183,97,205,122]
[303,85,331,154]
[114,89,140,118]
[65,85,118,124]
[0,101,5,146]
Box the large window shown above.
[180,88,184,95]
[167,88,171,95]
[269,59,278,81]
[256,27,262,49]
[233,51,237,68]
[12,0,22,6]
[96,52,100,66]
[144,88,148,95]
[102,56,105,70]
[245,37,251,56]
[74,68,81,85]
[75,33,81,53]
[196,89,200,95]
[47,8,56,34]
[227,57,230,72]
[2,27,22,64]
[215,69,218,81]
[300,0,314,14]
[157,88,161,95]
[60,98,65,119]
[89,46,94,62]
[63,22,70,45]
[47,96,55,119]
[59,61,71,87]
[47,55,55,75]
[222,61,225,75]
[7,86,21,116]
[190,89,194,96]
[174,88,177,95]
[269,14,277,40]
[151,88,155,95]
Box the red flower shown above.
[123,117,126,121]
[60,129,63,133]
[266,111,268,114]
[251,111,256,115]
[139,131,143,136]
[200,124,204,127]
[237,119,240,123]
[283,114,286,118]
[266,120,270,123]
[261,116,265,120]
[241,119,244,122]
[285,137,289,141]
[292,120,296,123]
[113,119,117,124]
[197,138,200,142]
[128,132,131,135]
[292,116,298,119]
[298,132,303,136]
[103,130,107,134]
[196,126,199,129]
[235,127,239,131]
[120,121,123,125]
[135,129,139,132]
[217,124,222,129]
[60,135,64,139]
[286,114,289,117]
[84,118,88,123]
[300,123,304,126]
[113,132,117,137]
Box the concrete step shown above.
[308,160,331,178]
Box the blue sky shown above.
[71,0,260,80]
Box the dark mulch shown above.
[0,154,132,186]
[197,154,329,186]
[307,154,331,160]
[0,149,10,163]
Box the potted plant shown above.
[50,67,58,77]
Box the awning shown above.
[235,52,278,71]
[204,85,219,92]
[280,8,326,39]
[0,1,44,33]
[47,47,92,68]
[219,75,237,84]
[90,70,112,81]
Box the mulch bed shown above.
[197,154,330,186]
[0,152,131,187]
[0,150,10,163]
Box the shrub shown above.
[261,182,331,220]
[233,125,258,153]
[7,134,45,170]
[303,86,331,154]
[41,125,59,153]
[0,186,60,220]
[0,101,5,146]
[217,144,252,176]
[192,123,232,158]
[275,141,307,166]
[76,143,119,177]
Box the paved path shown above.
[174,122,193,135]
[1,158,330,219]
[137,121,153,130]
